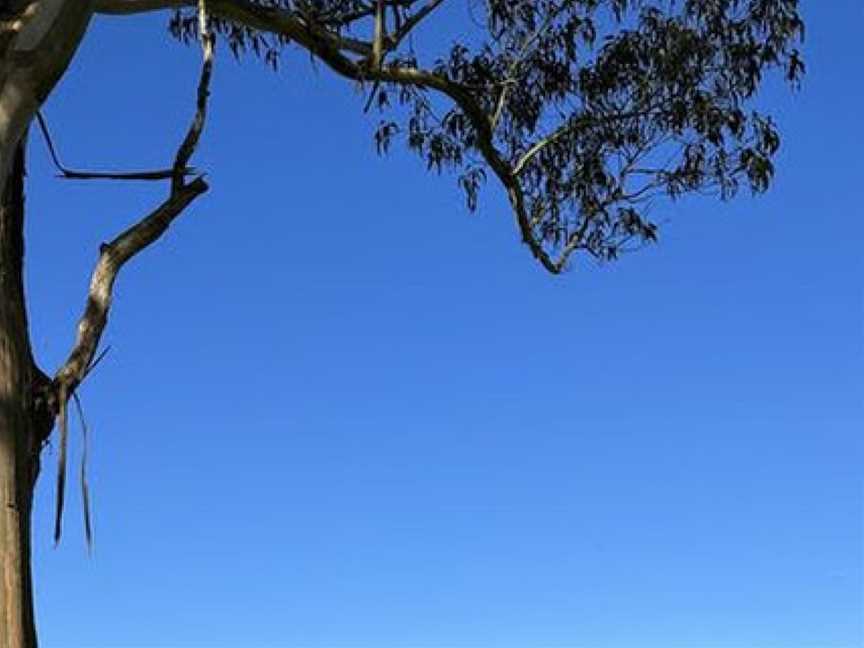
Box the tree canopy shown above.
[0,2,806,646]
[29,0,806,543]
[164,0,804,271]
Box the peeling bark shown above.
[0,0,93,190]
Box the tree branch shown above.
[36,110,195,181]
[172,0,212,192]
[490,6,559,130]
[384,0,445,51]
[51,0,214,542]
[95,0,560,271]
[53,177,208,397]
[49,177,207,541]
[230,0,558,271]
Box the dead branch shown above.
[53,179,207,397]
[50,177,208,542]
[35,111,196,182]
[50,0,214,542]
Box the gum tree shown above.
[0,1,804,645]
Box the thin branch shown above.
[57,169,195,181]
[82,345,111,382]
[491,7,560,130]
[172,0,213,192]
[385,0,445,51]
[35,111,195,182]
[313,0,417,27]
[51,178,207,544]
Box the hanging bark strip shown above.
[72,393,93,550]
[53,384,68,544]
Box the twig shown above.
[82,345,112,382]
[35,111,195,182]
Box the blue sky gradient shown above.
[21,2,863,647]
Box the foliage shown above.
[170,0,804,269]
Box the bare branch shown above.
[57,169,195,181]
[512,109,665,177]
[172,0,213,192]
[36,111,196,181]
[53,178,208,399]
[49,168,208,544]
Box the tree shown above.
[0,1,803,645]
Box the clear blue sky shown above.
[23,2,862,647]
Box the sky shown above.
[19,2,862,647]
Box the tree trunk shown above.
[0,4,97,646]
[0,143,47,648]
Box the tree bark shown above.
[0,1,94,189]
[0,143,49,648]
